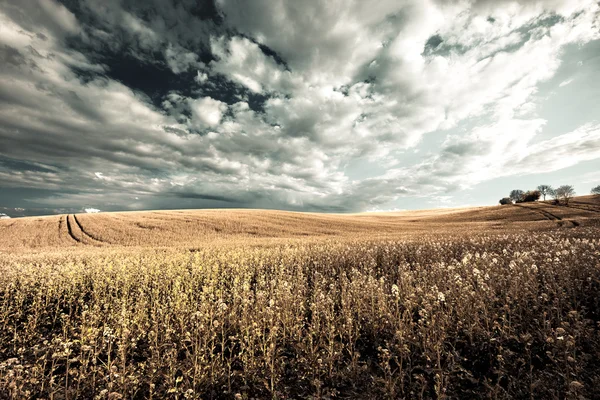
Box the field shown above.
[1,196,600,399]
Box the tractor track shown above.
[72,215,105,245]
[522,204,587,228]
[513,203,562,221]
[564,203,600,214]
[65,215,82,243]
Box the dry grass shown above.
[1,196,600,399]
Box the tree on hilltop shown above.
[555,185,575,205]
[537,185,553,201]
[521,190,541,202]
[592,185,600,195]
[509,189,524,203]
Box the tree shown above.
[555,185,575,205]
[521,190,541,202]
[509,189,524,203]
[499,197,512,205]
[592,185,600,195]
[537,185,553,201]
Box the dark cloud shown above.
[0,45,28,67]
[173,192,236,203]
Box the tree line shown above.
[499,184,600,206]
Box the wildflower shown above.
[531,264,538,273]
[437,292,445,302]
[391,284,400,297]
[569,381,584,390]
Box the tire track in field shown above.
[564,203,600,214]
[61,215,79,244]
[528,204,586,228]
[513,203,562,221]
[65,215,82,243]
[72,215,105,245]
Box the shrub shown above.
[521,190,541,202]
[499,197,512,205]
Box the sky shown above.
[0,0,599,217]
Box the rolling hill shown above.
[1,195,599,250]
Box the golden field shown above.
[1,196,600,399]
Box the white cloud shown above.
[188,97,228,128]
[210,36,299,93]
[559,78,574,87]
[195,71,208,83]
[213,0,600,161]
[0,213,11,219]
[513,123,600,173]
[84,208,101,213]
[38,0,80,34]
[165,43,201,74]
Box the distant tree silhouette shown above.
[537,185,553,201]
[592,185,600,195]
[521,190,541,202]
[555,185,575,205]
[499,197,512,205]
[509,190,524,203]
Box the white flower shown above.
[437,292,445,302]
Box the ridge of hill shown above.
[1,195,599,250]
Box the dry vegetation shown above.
[1,196,600,399]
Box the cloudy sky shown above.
[0,0,599,216]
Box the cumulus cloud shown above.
[0,0,599,213]
[210,36,299,93]
[189,97,228,128]
[84,208,101,213]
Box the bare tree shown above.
[555,185,575,205]
[537,185,553,201]
[592,185,600,195]
[509,189,524,203]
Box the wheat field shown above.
[1,197,600,399]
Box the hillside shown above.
[2,195,600,399]
[2,195,599,250]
